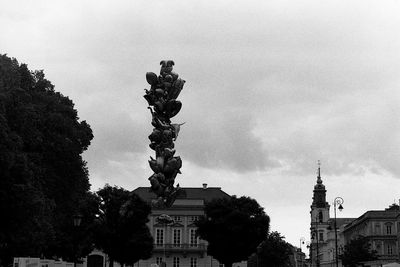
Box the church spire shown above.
[317,160,322,185]
[312,160,327,208]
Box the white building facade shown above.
[132,184,247,267]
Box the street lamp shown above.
[333,197,344,267]
[72,214,82,267]
[300,237,305,251]
[311,216,320,267]
[306,241,311,267]
[299,237,305,267]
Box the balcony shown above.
[153,243,207,255]
[377,254,399,261]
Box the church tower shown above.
[310,161,330,266]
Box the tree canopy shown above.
[255,231,293,267]
[196,196,270,267]
[0,54,94,265]
[94,185,153,267]
[340,236,378,267]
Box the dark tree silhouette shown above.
[340,236,378,267]
[0,54,94,265]
[94,185,153,267]
[256,231,293,267]
[196,196,270,267]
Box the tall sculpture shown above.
[144,60,186,207]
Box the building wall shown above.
[343,209,400,265]
[292,248,307,267]
[135,203,247,267]
[139,201,208,267]
[131,187,247,267]
[398,214,400,260]
[86,199,247,267]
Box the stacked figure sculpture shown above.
[144,60,186,207]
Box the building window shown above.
[376,244,381,254]
[374,223,381,234]
[190,258,197,267]
[338,245,344,255]
[173,229,181,246]
[156,228,164,246]
[189,229,198,247]
[319,232,324,241]
[156,257,163,265]
[386,224,392,235]
[311,231,316,241]
[189,216,199,222]
[318,211,323,223]
[173,257,179,267]
[172,216,181,222]
[387,245,393,255]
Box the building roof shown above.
[343,209,400,232]
[132,186,231,203]
[327,218,355,228]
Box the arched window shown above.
[319,211,323,223]
[319,231,324,241]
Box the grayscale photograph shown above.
[1,1,399,267]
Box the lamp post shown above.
[299,237,305,267]
[300,237,305,251]
[256,243,263,267]
[333,197,344,267]
[72,214,82,267]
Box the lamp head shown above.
[338,204,344,211]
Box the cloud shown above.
[178,109,278,173]
[82,110,151,188]
[3,0,400,249]
[2,0,400,180]
[252,72,400,176]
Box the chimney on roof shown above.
[202,183,207,189]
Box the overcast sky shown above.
[1,0,400,248]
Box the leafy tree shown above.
[67,192,101,262]
[256,231,293,267]
[94,185,153,267]
[196,196,270,267]
[340,236,378,267]
[0,54,94,265]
